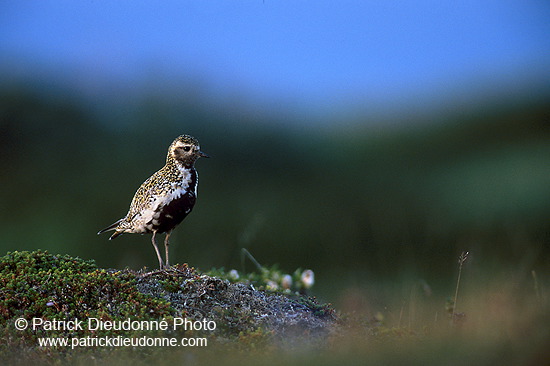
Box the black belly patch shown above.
[153,192,196,233]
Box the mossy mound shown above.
[0,250,175,362]
[0,251,173,324]
[0,250,336,362]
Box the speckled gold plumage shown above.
[98,134,208,269]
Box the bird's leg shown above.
[151,231,164,269]
[164,230,172,269]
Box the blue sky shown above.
[1,1,549,117]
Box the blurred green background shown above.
[1,9,549,360]
[1,80,548,304]
[2,4,550,364]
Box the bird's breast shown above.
[143,168,198,233]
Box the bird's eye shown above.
[183,146,191,152]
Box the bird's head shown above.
[168,135,209,166]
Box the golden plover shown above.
[98,135,208,269]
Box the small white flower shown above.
[301,269,315,289]
[266,280,278,291]
[281,274,293,290]
[228,269,239,280]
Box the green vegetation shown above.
[205,249,316,295]
[0,250,173,362]
[0,250,547,365]
[0,250,337,364]
[0,251,173,324]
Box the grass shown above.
[0,250,547,365]
[0,250,335,364]
[451,251,469,325]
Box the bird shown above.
[98,134,208,269]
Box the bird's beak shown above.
[198,151,210,158]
